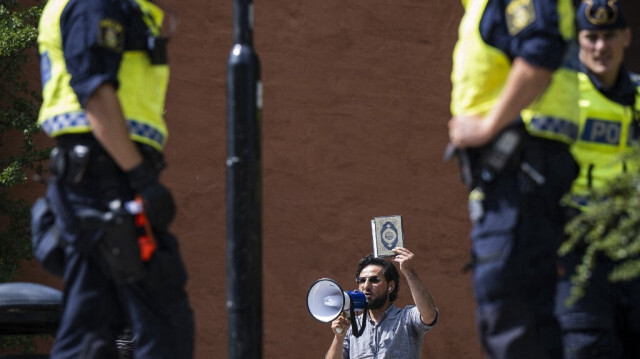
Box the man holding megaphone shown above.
[325,247,439,359]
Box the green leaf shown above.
[561,146,640,303]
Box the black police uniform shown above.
[35,0,194,357]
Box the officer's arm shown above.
[448,58,553,148]
[478,0,562,140]
[85,83,144,172]
[483,57,553,138]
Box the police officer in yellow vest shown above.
[448,0,579,358]
[554,1,640,358]
[36,0,194,357]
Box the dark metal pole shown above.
[226,0,262,357]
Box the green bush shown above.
[0,0,46,281]
[560,147,640,305]
[0,0,48,353]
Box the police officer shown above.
[555,1,640,358]
[36,0,194,357]
[448,0,579,358]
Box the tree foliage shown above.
[0,0,46,283]
[1,0,48,352]
[560,147,640,304]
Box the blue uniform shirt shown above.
[580,62,637,106]
[61,0,150,106]
[480,0,568,70]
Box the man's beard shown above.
[367,291,389,310]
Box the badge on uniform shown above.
[584,0,619,26]
[505,0,536,36]
[98,19,124,53]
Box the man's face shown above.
[357,265,392,310]
[578,28,631,81]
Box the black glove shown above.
[126,161,176,232]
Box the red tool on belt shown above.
[126,196,157,262]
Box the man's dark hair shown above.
[355,254,400,302]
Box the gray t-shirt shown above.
[343,305,437,359]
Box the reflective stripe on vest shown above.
[40,112,166,147]
[527,115,579,142]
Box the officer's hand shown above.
[331,312,349,338]
[126,161,176,231]
[448,114,496,148]
[139,182,176,232]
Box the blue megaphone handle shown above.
[346,291,366,311]
[346,290,367,338]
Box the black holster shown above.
[50,141,145,283]
[455,125,525,190]
[51,134,166,186]
[78,201,145,284]
[49,144,91,185]
[48,135,164,283]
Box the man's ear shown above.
[623,28,632,48]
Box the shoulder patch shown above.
[98,19,124,53]
[506,0,536,36]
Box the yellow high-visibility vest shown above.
[37,0,169,151]
[451,0,579,144]
[569,71,640,207]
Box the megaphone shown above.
[306,278,368,337]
